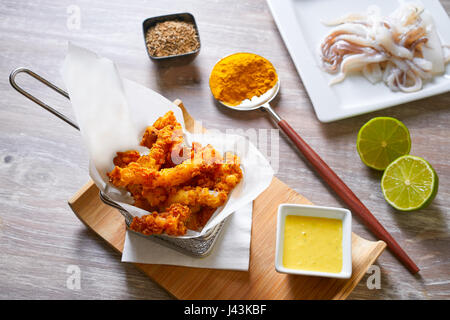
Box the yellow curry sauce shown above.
[283,215,343,273]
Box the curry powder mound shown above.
[209,53,278,106]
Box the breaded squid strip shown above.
[108,158,208,188]
[108,144,222,188]
[213,153,243,192]
[108,162,155,187]
[137,124,181,169]
[140,111,178,149]
[140,126,158,150]
[141,186,168,207]
[165,186,228,208]
[186,206,216,231]
[141,111,183,165]
[129,203,191,236]
[113,150,140,168]
[152,111,178,130]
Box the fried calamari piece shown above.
[108,162,154,187]
[150,144,224,188]
[109,115,185,186]
[163,143,190,168]
[150,161,214,188]
[152,110,178,130]
[138,122,184,169]
[108,144,222,189]
[140,111,179,150]
[141,186,168,207]
[213,152,243,192]
[108,160,200,189]
[140,111,184,166]
[186,206,217,231]
[126,184,155,212]
[189,173,217,189]
[186,152,242,193]
[113,150,140,168]
[137,129,172,169]
[165,186,228,208]
[165,123,184,166]
[129,203,191,236]
[140,126,158,149]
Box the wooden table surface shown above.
[0,0,449,300]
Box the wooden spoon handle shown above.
[277,119,419,274]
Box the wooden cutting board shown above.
[68,100,386,300]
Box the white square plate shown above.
[267,0,450,122]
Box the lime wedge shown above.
[357,117,411,170]
[381,155,438,211]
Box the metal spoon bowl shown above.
[214,79,282,122]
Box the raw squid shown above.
[319,3,449,92]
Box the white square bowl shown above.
[275,204,352,279]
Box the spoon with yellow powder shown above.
[209,52,419,274]
[209,52,279,110]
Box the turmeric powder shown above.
[209,53,278,106]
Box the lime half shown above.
[381,155,438,211]
[357,117,411,170]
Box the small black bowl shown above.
[142,12,201,62]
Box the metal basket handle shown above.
[9,67,134,230]
[9,68,118,212]
[9,67,79,130]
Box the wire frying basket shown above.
[9,67,225,257]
